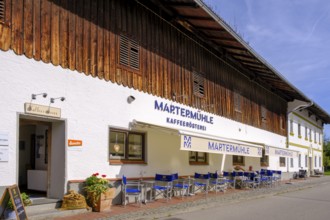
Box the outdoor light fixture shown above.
[127,95,136,104]
[172,92,187,100]
[31,93,48,100]
[50,97,65,103]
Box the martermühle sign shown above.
[180,135,262,157]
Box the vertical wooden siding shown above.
[0,0,287,136]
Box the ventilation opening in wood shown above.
[193,71,205,97]
[119,35,140,70]
[0,0,5,22]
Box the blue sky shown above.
[204,0,330,138]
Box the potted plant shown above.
[84,173,115,212]
[5,192,32,219]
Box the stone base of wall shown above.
[67,180,122,205]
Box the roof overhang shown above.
[142,0,330,123]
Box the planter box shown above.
[89,188,115,212]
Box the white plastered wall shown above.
[0,50,287,187]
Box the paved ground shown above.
[54,176,330,220]
[159,178,330,220]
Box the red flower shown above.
[102,174,107,178]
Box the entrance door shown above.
[18,117,66,199]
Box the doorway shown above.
[18,116,66,199]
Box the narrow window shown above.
[260,149,269,167]
[119,35,140,70]
[298,123,301,138]
[289,120,294,135]
[234,91,242,112]
[290,158,294,168]
[0,0,5,22]
[189,151,208,165]
[261,106,267,122]
[233,155,245,166]
[298,154,301,168]
[305,126,308,140]
[280,115,285,130]
[305,155,308,168]
[319,156,321,167]
[192,71,205,97]
[314,130,317,143]
[315,156,317,167]
[319,133,321,144]
[280,157,286,167]
[309,128,312,141]
[109,128,145,164]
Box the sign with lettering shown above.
[0,132,9,146]
[266,146,298,158]
[24,103,61,118]
[180,135,263,157]
[0,148,9,162]
[154,100,214,131]
[0,185,28,220]
[68,139,83,147]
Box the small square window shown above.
[189,151,208,165]
[233,155,245,166]
[260,149,269,167]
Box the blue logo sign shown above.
[183,136,192,148]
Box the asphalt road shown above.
[160,181,330,220]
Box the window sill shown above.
[109,159,147,165]
[189,161,209,165]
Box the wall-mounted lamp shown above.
[172,92,187,101]
[127,95,135,104]
[32,93,48,100]
[50,97,65,103]
[201,104,214,109]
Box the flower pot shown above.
[89,188,115,212]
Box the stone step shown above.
[25,198,90,220]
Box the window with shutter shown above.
[119,35,140,70]
[0,0,5,22]
[192,71,205,97]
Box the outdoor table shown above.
[141,180,155,204]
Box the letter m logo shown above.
[183,136,192,149]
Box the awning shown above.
[179,131,263,158]
[265,146,299,158]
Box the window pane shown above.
[128,133,143,160]
[197,152,207,162]
[280,157,286,167]
[109,131,126,158]
[233,155,244,165]
[189,152,197,162]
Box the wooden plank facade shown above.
[0,0,287,136]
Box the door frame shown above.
[17,113,67,198]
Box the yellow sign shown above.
[24,103,61,118]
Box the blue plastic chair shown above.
[193,173,210,197]
[223,171,235,188]
[121,175,143,206]
[172,173,190,198]
[209,172,227,193]
[153,174,174,202]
